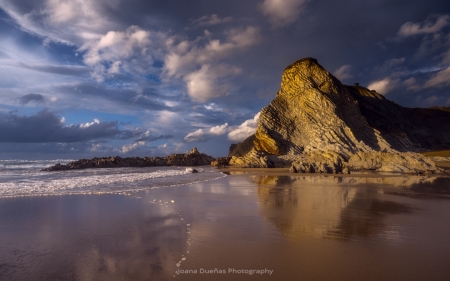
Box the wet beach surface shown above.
[1,173,450,280]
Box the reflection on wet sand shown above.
[0,195,188,281]
[253,175,431,241]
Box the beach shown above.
[1,168,450,280]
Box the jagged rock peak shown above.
[252,57,391,157]
[189,147,200,155]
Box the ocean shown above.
[0,159,226,197]
[1,161,450,280]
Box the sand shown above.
[1,170,450,280]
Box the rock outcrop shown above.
[229,150,283,168]
[211,157,231,168]
[43,147,215,171]
[228,58,450,174]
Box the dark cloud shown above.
[136,134,173,142]
[0,110,120,143]
[53,83,178,112]
[19,93,44,105]
[17,63,90,76]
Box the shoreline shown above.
[218,165,450,178]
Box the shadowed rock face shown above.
[346,87,450,151]
[229,58,450,157]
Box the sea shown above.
[1,160,450,280]
[0,159,226,198]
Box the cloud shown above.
[397,14,450,37]
[423,66,450,88]
[402,77,420,91]
[367,78,399,95]
[19,93,45,105]
[0,110,122,143]
[121,141,146,153]
[79,25,164,82]
[0,0,119,45]
[260,0,309,27]
[164,26,260,101]
[192,14,233,26]
[4,60,90,76]
[333,65,352,81]
[183,64,242,102]
[135,130,174,142]
[227,112,260,142]
[184,123,228,142]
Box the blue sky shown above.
[0,0,450,159]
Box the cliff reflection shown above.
[253,175,419,241]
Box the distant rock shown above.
[43,148,215,171]
[228,58,450,174]
[211,157,231,168]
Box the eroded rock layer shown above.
[228,58,450,174]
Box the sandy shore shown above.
[1,171,450,280]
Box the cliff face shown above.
[346,87,450,151]
[229,58,450,158]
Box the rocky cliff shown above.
[43,148,215,171]
[228,58,450,174]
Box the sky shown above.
[0,0,450,159]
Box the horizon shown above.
[1,0,450,160]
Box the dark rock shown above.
[228,134,256,157]
[42,148,215,171]
[289,165,297,173]
[211,157,230,168]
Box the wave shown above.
[0,159,74,170]
[0,166,226,197]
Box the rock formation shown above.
[228,58,450,174]
[43,147,215,171]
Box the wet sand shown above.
[1,171,450,280]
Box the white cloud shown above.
[164,26,260,102]
[0,1,163,83]
[423,66,450,88]
[204,103,223,111]
[80,118,100,128]
[184,123,229,142]
[122,141,146,153]
[367,78,399,95]
[45,0,81,24]
[80,26,164,81]
[397,15,450,37]
[192,14,233,26]
[209,123,229,135]
[89,143,102,152]
[260,0,309,27]
[0,0,119,45]
[227,112,260,142]
[333,65,352,81]
[184,64,241,102]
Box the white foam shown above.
[0,159,74,170]
[0,166,227,197]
